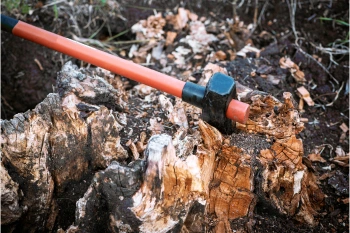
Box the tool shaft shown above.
[7,16,185,98]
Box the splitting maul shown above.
[1,14,249,134]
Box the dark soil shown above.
[1,0,348,232]
[1,33,60,118]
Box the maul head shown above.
[1,14,249,133]
[182,73,248,134]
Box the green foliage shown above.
[53,4,58,20]
[100,0,107,7]
[319,17,349,27]
[319,17,349,45]
[20,3,30,14]
[4,0,21,11]
[3,0,31,14]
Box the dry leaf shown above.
[180,21,218,54]
[176,8,189,30]
[131,13,165,40]
[151,41,164,60]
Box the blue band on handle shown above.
[1,14,19,33]
[182,82,205,108]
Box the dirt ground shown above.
[1,0,349,232]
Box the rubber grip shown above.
[181,82,205,108]
[1,14,18,33]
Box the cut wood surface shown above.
[1,62,326,232]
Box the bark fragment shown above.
[237,92,304,139]
[242,93,324,225]
[64,120,229,232]
[0,162,22,225]
[70,160,145,232]
[208,146,254,232]
[1,94,57,232]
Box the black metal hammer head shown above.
[202,73,236,134]
[182,72,237,134]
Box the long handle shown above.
[1,14,249,123]
[1,14,185,97]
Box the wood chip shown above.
[319,171,336,180]
[308,153,326,163]
[227,49,236,61]
[187,10,198,21]
[214,50,227,61]
[165,31,177,46]
[299,98,304,110]
[279,57,306,83]
[188,76,196,81]
[342,198,349,204]
[279,57,295,69]
[339,132,346,143]
[267,75,281,85]
[128,141,140,160]
[294,70,306,83]
[236,44,261,58]
[330,159,349,167]
[167,54,175,60]
[148,118,164,134]
[119,50,126,57]
[335,146,346,157]
[125,139,132,146]
[34,58,44,71]
[300,118,309,123]
[140,132,147,144]
[331,156,349,162]
[339,123,349,132]
[297,86,315,106]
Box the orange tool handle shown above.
[13,21,185,98]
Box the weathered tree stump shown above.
[1,62,324,233]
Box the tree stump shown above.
[1,62,324,233]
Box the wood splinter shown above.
[297,86,315,106]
